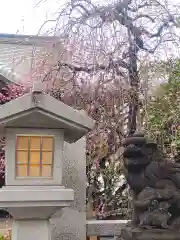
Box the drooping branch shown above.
[52,0,178,137]
[42,59,129,83]
[133,14,155,22]
[150,18,175,38]
[65,3,175,62]
[128,2,156,12]
[57,58,129,73]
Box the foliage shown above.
[0,0,179,220]
[0,84,26,183]
[38,0,180,218]
[50,78,130,219]
[0,85,25,105]
[0,230,11,240]
[145,60,180,159]
[22,0,180,219]
[0,236,6,240]
[0,81,129,219]
[46,0,180,217]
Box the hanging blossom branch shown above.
[48,0,178,82]
[35,0,180,219]
[57,59,129,73]
[50,0,178,137]
[68,0,176,47]
[42,55,129,82]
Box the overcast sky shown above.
[0,0,65,35]
[1,0,179,35]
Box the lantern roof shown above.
[0,90,95,143]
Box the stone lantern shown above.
[0,83,95,240]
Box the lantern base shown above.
[0,186,74,240]
[0,185,74,219]
[12,219,51,240]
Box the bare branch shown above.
[133,14,155,22]
[128,2,155,12]
[57,59,129,75]
[150,20,172,38]
[72,3,91,16]
[37,19,58,35]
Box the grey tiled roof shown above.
[0,34,62,85]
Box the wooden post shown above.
[87,237,100,240]
[86,201,100,240]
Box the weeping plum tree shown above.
[50,80,130,219]
[0,0,179,219]
[35,0,180,218]
[41,0,179,134]
[29,0,180,218]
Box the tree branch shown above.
[133,14,155,22]
[57,59,129,75]
[128,2,154,12]
[150,21,172,38]
[72,3,91,16]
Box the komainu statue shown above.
[123,132,180,230]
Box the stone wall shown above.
[51,137,86,240]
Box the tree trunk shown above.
[127,38,139,136]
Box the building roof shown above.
[0,33,60,46]
[0,33,63,86]
[0,90,95,143]
[0,62,21,85]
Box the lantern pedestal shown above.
[12,219,51,240]
[0,186,74,240]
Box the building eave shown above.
[0,33,61,46]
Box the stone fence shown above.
[87,220,129,237]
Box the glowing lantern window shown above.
[16,135,54,178]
